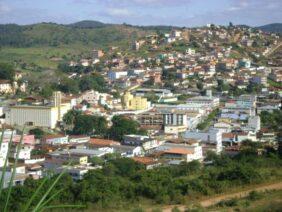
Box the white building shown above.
[10,146,32,160]
[248,116,261,132]
[0,80,13,94]
[108,70,128,81]
[184,129,223,153]
[44,135,69,146]
[156,141,203,163]
[6,92,72,129]
[0,140,9,167]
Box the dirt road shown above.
[161,181,282,212]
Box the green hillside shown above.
[0,22,153,69]
[0,22,150,48]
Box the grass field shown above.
[0,45,92,69]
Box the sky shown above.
[0,0,281,27]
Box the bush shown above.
[217,198,238,207]
[248,191,262,201]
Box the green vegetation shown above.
[78,73,108,93]
[29,128,45,139]
[0,130,82,211]
[63,110,107,136]
[1,144,281,211]
[108,115,147,141]
[197,109,219,130]
[73,115,108,136]
[268,79,282,89]
[0,46,89,69]
[62,112,145,140]
[211,189,282,211]
[0,23,146,48]
[260,110,282,131]
[0,63,15,81]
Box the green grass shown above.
[0,45,91,69]
[209,189,282,211]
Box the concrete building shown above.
[0,80,13,94]
[108,70,128,81]
[186,96,220,109]
[0,140,9,167]
[123,92,150,110]
[123,135,163,151]
[184,129,223,153]
[248,116,261,132]
[6,92,72,129]
[43,135,69,146]
[163,111,188,135]
[156,141,203,163]
[134,88,173,98]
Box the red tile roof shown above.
[89,138,120,147]
[163,148,194,155]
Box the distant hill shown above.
[0,22,151,48]
[68,20,108,29]
[256,23,282,34]
[1,20,281,48]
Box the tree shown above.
[109,115,143,141]
[72,114,107,136]
[196,82,203,90]
[0,63,15,81]
[29,128,45,139]
[79,73,107,92]
[40,85,54,98]
[57,77,79,94]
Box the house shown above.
[56,165,98,180]
[0,140,9,167]
[112,145,143,157]
[213,122,232,133]
[247,116,261,132]
[123,135,162,151]
[69,135,90,144]
[155,140,203,163]
[43,135,69,146]
[184,129,223,153]
[10,146,32,160]
[159,148,193,162]
[108,70,128,81]
[89,138,120,148]
[0,80,13,94]
[132,157,161,169]
[45,152,88,169]
[0,170,28,188]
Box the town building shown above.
[123,92,151,110]
[6,92,72,129]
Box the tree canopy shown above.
[109,115,146,141]
[0,63,15,81]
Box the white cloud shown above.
[106,8,132,17]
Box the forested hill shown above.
[0,22,151,48]
[256,23,282,34]
[1,21,281,48]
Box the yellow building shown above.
[123,92,150,110]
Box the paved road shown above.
[161,181,282,212]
